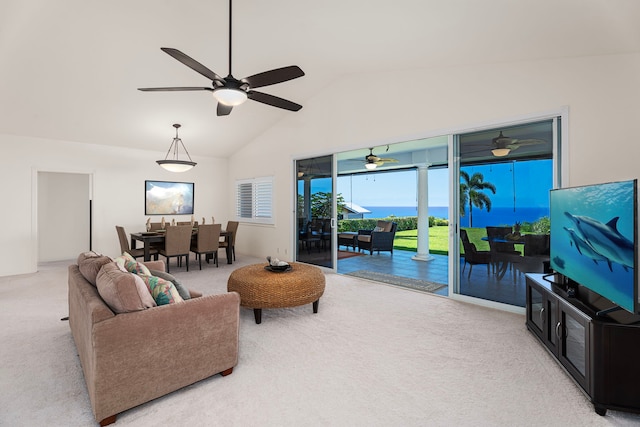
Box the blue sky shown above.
[310,159,552,209]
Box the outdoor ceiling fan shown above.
[364,147,398,170]
[138,0,304,116]
[491,131,546,157]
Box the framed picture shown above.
[145,180,194,215]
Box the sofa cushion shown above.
[96,262,157,313]
[148,269,191,300]
[137,274,184,306]
[115,252,151,276]
[77,251,112,287]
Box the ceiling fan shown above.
[365,147,398,170]
[138,0,304,116]
[491,131,546,157]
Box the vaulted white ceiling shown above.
[2,0,639,158]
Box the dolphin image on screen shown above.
[563,226,609,268]
[564,212,634,271]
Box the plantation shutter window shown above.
[236,177,274,224]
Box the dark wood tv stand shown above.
[525,274,640,416]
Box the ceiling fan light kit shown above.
[157,124,197,172]
[365,162,377,170]
[491,148,511,157]
[213,87,247,106]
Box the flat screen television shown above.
[549,179,638,314]
[145,180,194,215]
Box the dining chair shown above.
[177,221,198,226]
[190,224,221,269]
[159,225,193,273]
[512,234,551,281]
[485,226,520,278]
[220,221,239,261]
[116,226,158,260]
[149,222,163,231]
[460,229,492,279]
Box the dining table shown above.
[130,229,233,264]
[480,235,550,280]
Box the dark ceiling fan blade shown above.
[243,66,305,89]
[248,91,302,111]
[217,103,233,116]
[138,87,213,92]
[160,47,225,83]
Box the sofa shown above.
[68,252,240,426]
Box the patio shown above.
[338,249,528,307]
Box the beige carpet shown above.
[1,256,639,426]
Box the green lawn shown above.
[394,226,490,255]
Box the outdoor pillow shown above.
[77,251,112,287]
[148,269,191,300]
[96,262,156,313]
[372,226,385,232]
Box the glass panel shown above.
[296,155,333,268]
[334,139,449,294]
[529,286,543,331]
[564,314,586,376]
[456,120,555,307]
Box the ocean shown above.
[362,206,549,227]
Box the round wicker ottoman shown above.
[227,263,325,324]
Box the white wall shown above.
[228,52,640,260]
[0,135,228,277]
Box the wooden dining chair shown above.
[485,226,520,276]
[159,225,193,273]
[220,221,239,261]
[190,224,221,269]
[115,226,158,260]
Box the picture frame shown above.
[145,180,194,215]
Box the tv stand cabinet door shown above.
[526,278,559,355]
[557,299,592,396]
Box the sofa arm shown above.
[89,292,240,422]
[358,229,373,236]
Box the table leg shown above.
[143,241,151,262]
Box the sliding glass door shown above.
[295,155,335,268]
[453,119,558,307]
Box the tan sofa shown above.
[68,253,240,426]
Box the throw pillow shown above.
[137,274,184,306]
[96,262,157,313]
[114,252,151,276]
[148,269,191,300]
[77,251,112,287]
[373,226,384,232]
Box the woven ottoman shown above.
[227,262,325,324]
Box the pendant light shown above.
[157,124,197,172]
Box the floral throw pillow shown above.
[137,274,184,306]
[114,252,151,276]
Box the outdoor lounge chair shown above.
[357,220,397,255]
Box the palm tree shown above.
[460,171,496,227]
